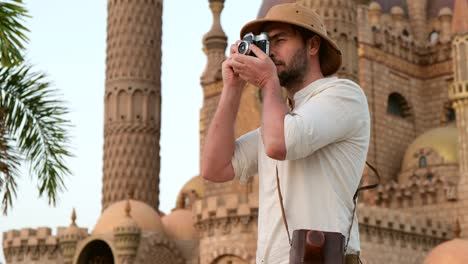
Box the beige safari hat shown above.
[240,3,342,77]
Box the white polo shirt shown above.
[232,77,370,264]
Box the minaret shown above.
[102,0,163,211]
[199,0,228,158]
[195,2,260,263]
[448,0,468,238]
[297,0,361,82]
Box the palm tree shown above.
[0,0,72,214]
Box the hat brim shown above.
[240,18,342,77]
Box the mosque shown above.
[2,0,468,263]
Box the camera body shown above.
[289,229,345,264]
[238,32,270,56]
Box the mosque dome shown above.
[401,126,458,172]
[424,239,468,263]
[93,199,165,235]
[162,209,198,241]
[175,175,205,209]
[424,219,468,263]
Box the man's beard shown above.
[276,47,308,88]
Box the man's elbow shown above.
[201,165,235,183]
[265,143,287,160]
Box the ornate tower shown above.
[297,0,361,82]
[199,0,228,158]
[195,1,260,263]
[449,0,468,237]
[102,0,163,211]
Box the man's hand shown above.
[222,41,247,90]
[230,44,280,90]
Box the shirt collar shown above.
[290,77,338,108]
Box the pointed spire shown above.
[128,185,135,200]
[125,198,131,217]
[201,0,228,85]
[125,190,133,217]
[71,208,77,227]
[452,0,468,34]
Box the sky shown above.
[1,0,262,262]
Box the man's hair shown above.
[294,25,326,65]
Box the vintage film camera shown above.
[289,229,345,264]
[237,32,270,56]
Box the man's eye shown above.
[273,39,285,44]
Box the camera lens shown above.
[238,41,249,55]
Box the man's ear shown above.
[308,35,321,56]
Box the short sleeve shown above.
[232,129,259,184]
[284,82,368,160]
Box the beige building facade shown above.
[2,0,468,263]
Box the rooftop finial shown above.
[71,208,77,226]
[128,185,135,200]
[125,195,132,217]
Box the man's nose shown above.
[269,50,276,59]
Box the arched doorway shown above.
[76,240,114,264]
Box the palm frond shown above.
[0,107,20,214]
[0,65,72,214]
[0,0,30,67]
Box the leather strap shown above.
[275,161,380,250]
[276,165,292,245]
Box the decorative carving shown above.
[102,0,163,211]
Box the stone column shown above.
[102,0,163,211]
[448,0,468,238]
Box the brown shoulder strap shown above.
[275,161,381,250]
[276,165,292,245]
[344,161,380,252]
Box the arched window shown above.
[387,93,412,118]
[443,102,456,123]
[419,156,427,168]
[426,172,434,181]
[447,108,456,122]
[429,31,439,44]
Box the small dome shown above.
[60,208,86,241]
[424,239,468,264]
[175,175,204,209]
[162,209,197,241]
[427,0,454,19]
[375,0,408,15]
[401,126,458,172]
[369,1,382,11]
[438,7,453,17]
[93,199,165,235]
[390,6,404,16]
[113,200,141,235]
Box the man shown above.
[201,3,370,264]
